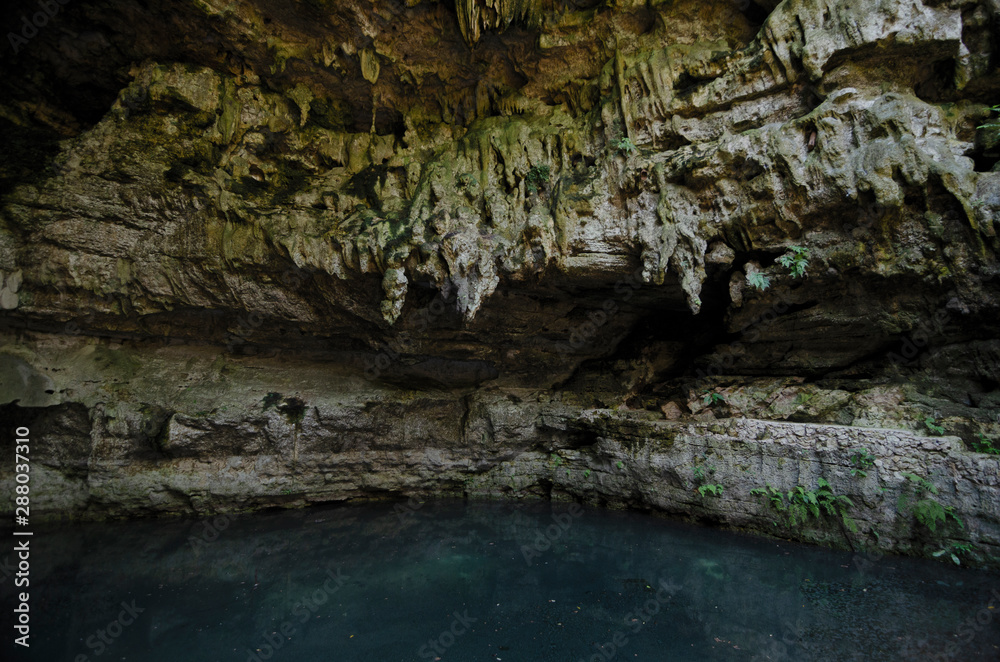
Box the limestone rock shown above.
[0,0,998,567]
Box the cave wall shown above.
[1,0,999,565]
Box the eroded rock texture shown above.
[1,0,999,565]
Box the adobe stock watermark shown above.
[521,503,584,565]
[394,495,423,524]
[188,513,233,552]
[365,291,456,380]
[54,278,122,340]
[417,609,477,660]
[6,0,73,55]
[931,587,1000,661]
[574,578,682,662]
[73,600,145,661]
[886,308,953,367]
[749,615,836,662]
[849,545,887,580]
[245,566,349,662]
[695,287,795,379]
[554,268,646,356]
[225,266,310,356]
[392,494,473,535]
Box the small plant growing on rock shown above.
[616,137,637,155]
[913,497,960,533]
[777,246,810,278]
[932,542,975,566]
[794,392,815,407]
[849,448,876,478]
[526,165,550,194]
[750,485,786,515]
[806,478,856,532]
[972,433,1000,455]
[692,461,717,485]
[751,478,856,534]
[978,104,1000,131]
[698,483,724,497]
[702,391,725,407]
[923,416,945,436]
[746,271,771,291]
[898,472,963,534]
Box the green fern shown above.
[751,485,787,512]
[933,542,975,566]
[702,391,726,406]
[777,246,810,278]
[746,271,771,291]
[698,483,724,498]
[899,472,963,533]
[924,416,945,435]
[616,137,637,155]
[972,433,1000,454]
[752,478,856,533]
[978,105,1000,130]
[913,500,946,533]
[901,472,938,494]
[849,448,876,478]
[526,165,550,194]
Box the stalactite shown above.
[615,49,631,142]
[454,0,537,46]
[360,47,380,84]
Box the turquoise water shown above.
[2,500,999,661]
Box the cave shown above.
[1,0,1000,659]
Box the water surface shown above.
[2,500,999,661]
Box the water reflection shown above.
[2,500,998,661]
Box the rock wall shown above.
[2,334,998,568]
[1,0,999,566]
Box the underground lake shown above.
[3,0,1000,659]
[2,500,998,661]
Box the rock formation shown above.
[1,0,998,566]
